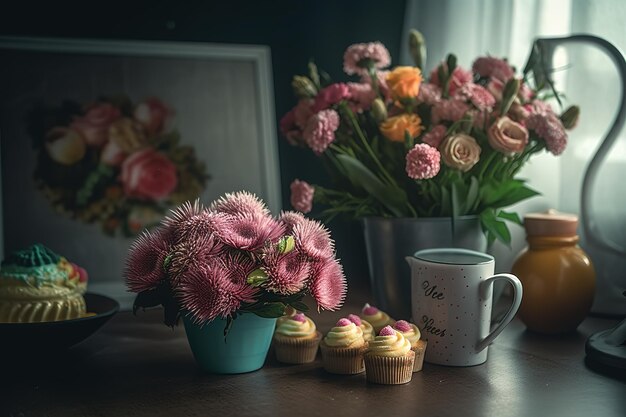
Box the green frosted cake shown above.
[0,244,89,323]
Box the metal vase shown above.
[362,216,487,320]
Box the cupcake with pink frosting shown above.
[319,317,367,374]
[273,312,322,364]
[364,325,415,385]
[359,303,395,333]
[393,320,427,372]
[347,314,375,343]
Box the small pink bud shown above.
[292,313,307,323]
[362,303,379,315]
[336,318,352,327]
[379,326,395,336]
[347,314,362,326]
[394,320,412,332]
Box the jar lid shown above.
[524,209,578,237]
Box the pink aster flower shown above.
[223,253,258,285]
[168,210,228,243]
[347,82,377,112]
[472,56,515,82]
[262,249,311,295]
[309,258,347,311]
[213,213,286,251]
[343,42,391,76]
[167,233,224,282]
[290,179,314,213]
[303,109,340,154]
[417,83,442,105]
[179,262,259,324]
[124,228,170,292]
[455,83,496,111]
[162,199,205,232]
[292,217,335,261]
[429,65,473,95]
[209,191,270,217]
[421,124,447,149]
[406,143,441,180]
[279,210,306,233]
[431,99,470,124]
[312,83,351,112]
[527,113,568,155]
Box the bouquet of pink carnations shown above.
[282,30,579,245]
[124,192,347,329]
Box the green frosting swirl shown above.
[2,244,61,267]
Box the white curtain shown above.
[402,0,626,273]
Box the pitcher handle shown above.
[476,273,523,352]
[533,34,626,257]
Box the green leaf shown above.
[250,302,286,318]
[467,176,480,212]
[440,186,451,216]
[335,154,409,217]
[497,210,523,226]
[404,130,415,151]
[480,209,512,247]
[451,181,461,219]
[446,54,457,74]
[289,301,310,312]
[479,179,539,209]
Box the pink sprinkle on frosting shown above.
[336,318,352,327]
[362,304,379,315]
[292,313,307,323]
[394,320,412,332]
[379,326,395,337]
[347,314,362,326]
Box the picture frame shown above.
[0,36,282,308]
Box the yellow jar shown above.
[512,211,596,334]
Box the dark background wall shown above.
[0,0,408,286]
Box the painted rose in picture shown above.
[29,95,209,236]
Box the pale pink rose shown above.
[429,65,473,95]
[100,139,127,166]
[121,148,178,201]
[70,103,121,147]
[421,125,447,149]
[472,57,515,82]
[290,179,315,213]
[44,127,86,165]
[303,109,340,154]
[487,116,529,155]
[343,42,391,76]
[440,134,482,172]
[508,102,530,124]
[313,83,351,112]
[134,98,171,136]
[405,143,441,179]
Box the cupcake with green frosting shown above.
[0,244,88,323]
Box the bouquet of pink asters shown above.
[124,191,347,330]
[282,30,579,245]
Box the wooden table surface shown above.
[2,288,625,417]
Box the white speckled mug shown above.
[406,248,522,366]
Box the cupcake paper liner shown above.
[411,340,427,372]
[319,341,366,374]
[273,331,322,364]
[364,351,415,385]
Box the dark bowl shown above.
[0,293,119,353]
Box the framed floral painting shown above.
[0,37,281,307]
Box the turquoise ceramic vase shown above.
[183,313,277,374]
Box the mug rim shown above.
[412,248,494,266]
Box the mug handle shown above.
[476,273,523,352]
